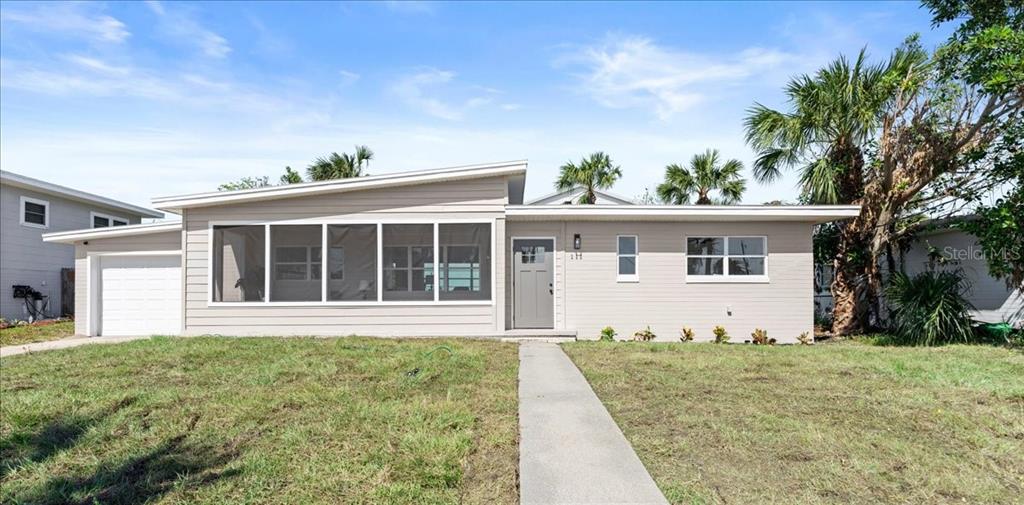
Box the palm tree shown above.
[307,145,374,181]
[556,152,622,204]
[656,149,746,205]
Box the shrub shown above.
[679,327,695,342]
[797,332,813,345]
[712,325,729,344]
[599,326,617,342]
[633,326,656,342]
[886,270,975,346]
[750,328,775,345]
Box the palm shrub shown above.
[599,326,617,342]
[885,270,976,346]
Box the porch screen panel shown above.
[439,223,491,301]
[327,224,378,301]
[270,225,322,301]
[382,224,434,301]
[212,225,266,302]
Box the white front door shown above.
[99,255,181,336]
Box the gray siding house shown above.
[44,161,859,341]
[1,171,163,321]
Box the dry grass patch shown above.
[563,341,1024,505]
[1,337,519,504]
[0,320,75,347]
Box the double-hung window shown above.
[686,236,767,281]
[20,196,49,229]
[91,212,129,228]
[617,235,638,282]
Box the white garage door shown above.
[99,255,181,336]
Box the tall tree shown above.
[656,149,746,204]
[555,152,623,204]
[280,166,303,184]
[218,176,271,191]
[307,145,374,181]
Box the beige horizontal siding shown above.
[182,176,508,336]
[506,220,814,343]
[73,231,183,336]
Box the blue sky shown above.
[0,1,954,210]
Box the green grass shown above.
[562,340,1024,505]
[0,337,519,504]
[0,321,75,347]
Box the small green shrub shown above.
[797,332,813,345]
[599,326,617,342]
[750,328,775,345]
[886,270,975,346]
[633,326,656,342]
[712,325,729,344]
[679,327,695,342]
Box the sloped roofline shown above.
[1,170,164,218]
[526,187,636,205]
[42,221,182,244]
[506,204,861,223]
[152,160,528,213]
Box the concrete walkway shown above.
[0,335,150,358]
[519,342,668,505]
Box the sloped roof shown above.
[526,187,636,205]
[1,170,164,218]
[506,204,861,223]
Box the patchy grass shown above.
[1,337,519,504]
[563,340,1024,505]
[0,320,75,347]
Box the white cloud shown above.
[0,3,129,43]
[391,68,496,121]
[557,34,796,120]
[146,1,231,59]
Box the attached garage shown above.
[42,222,183,337]
[96,255,181,336]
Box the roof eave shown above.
[42,222,183,244]
[505,205,861,223]
[1,170,164,219]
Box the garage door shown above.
[99,255,181,336]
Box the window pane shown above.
[93,216,110,228]
[270,225,321,301]
[24,202,46,225]
[328,224,377,301]
[617,236,637,255]
[113,220,128,226]
[729,257,766,275]
[439,223,491,301]
[383,224,434,301]
[212,225,265,302]
[729,237,765,256]
[687,257,723,275]
[618,256,636,275]
[687,237,724,255]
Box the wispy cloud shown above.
[145,1,231,59]
[556,34,794,120]
[0,3,129,43]
[339,70,361,86]
[391,68,495,120]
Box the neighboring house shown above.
[43,161,859,341]
[813,220,1023,326]
[527,187,636,205]
[1,170,164,321]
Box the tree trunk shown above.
[831,220,870,335]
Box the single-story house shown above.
[42,161,859,342]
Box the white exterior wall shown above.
[507,220,815,342]
[181,177,509,336]
[72,231,182,336]
[0,183,143,321]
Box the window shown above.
[20,196,49,228]
[617,235,638,282]
[212,225,266,302]
[327,224,377,301]
[382,224,434,301]
[270,225,321,301]
[439,223,491,301]
[687,236,767,280]
[91,212,129,228]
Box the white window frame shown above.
[685,235,769,283]
[272,245,321,282]
[206,218,496,307]
[616,235,639,282]
[20,196,49,229]
[90,211,129,228]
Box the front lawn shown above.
[0,320,75,347]
[1,337,519,504]
[563,341,1024,504]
